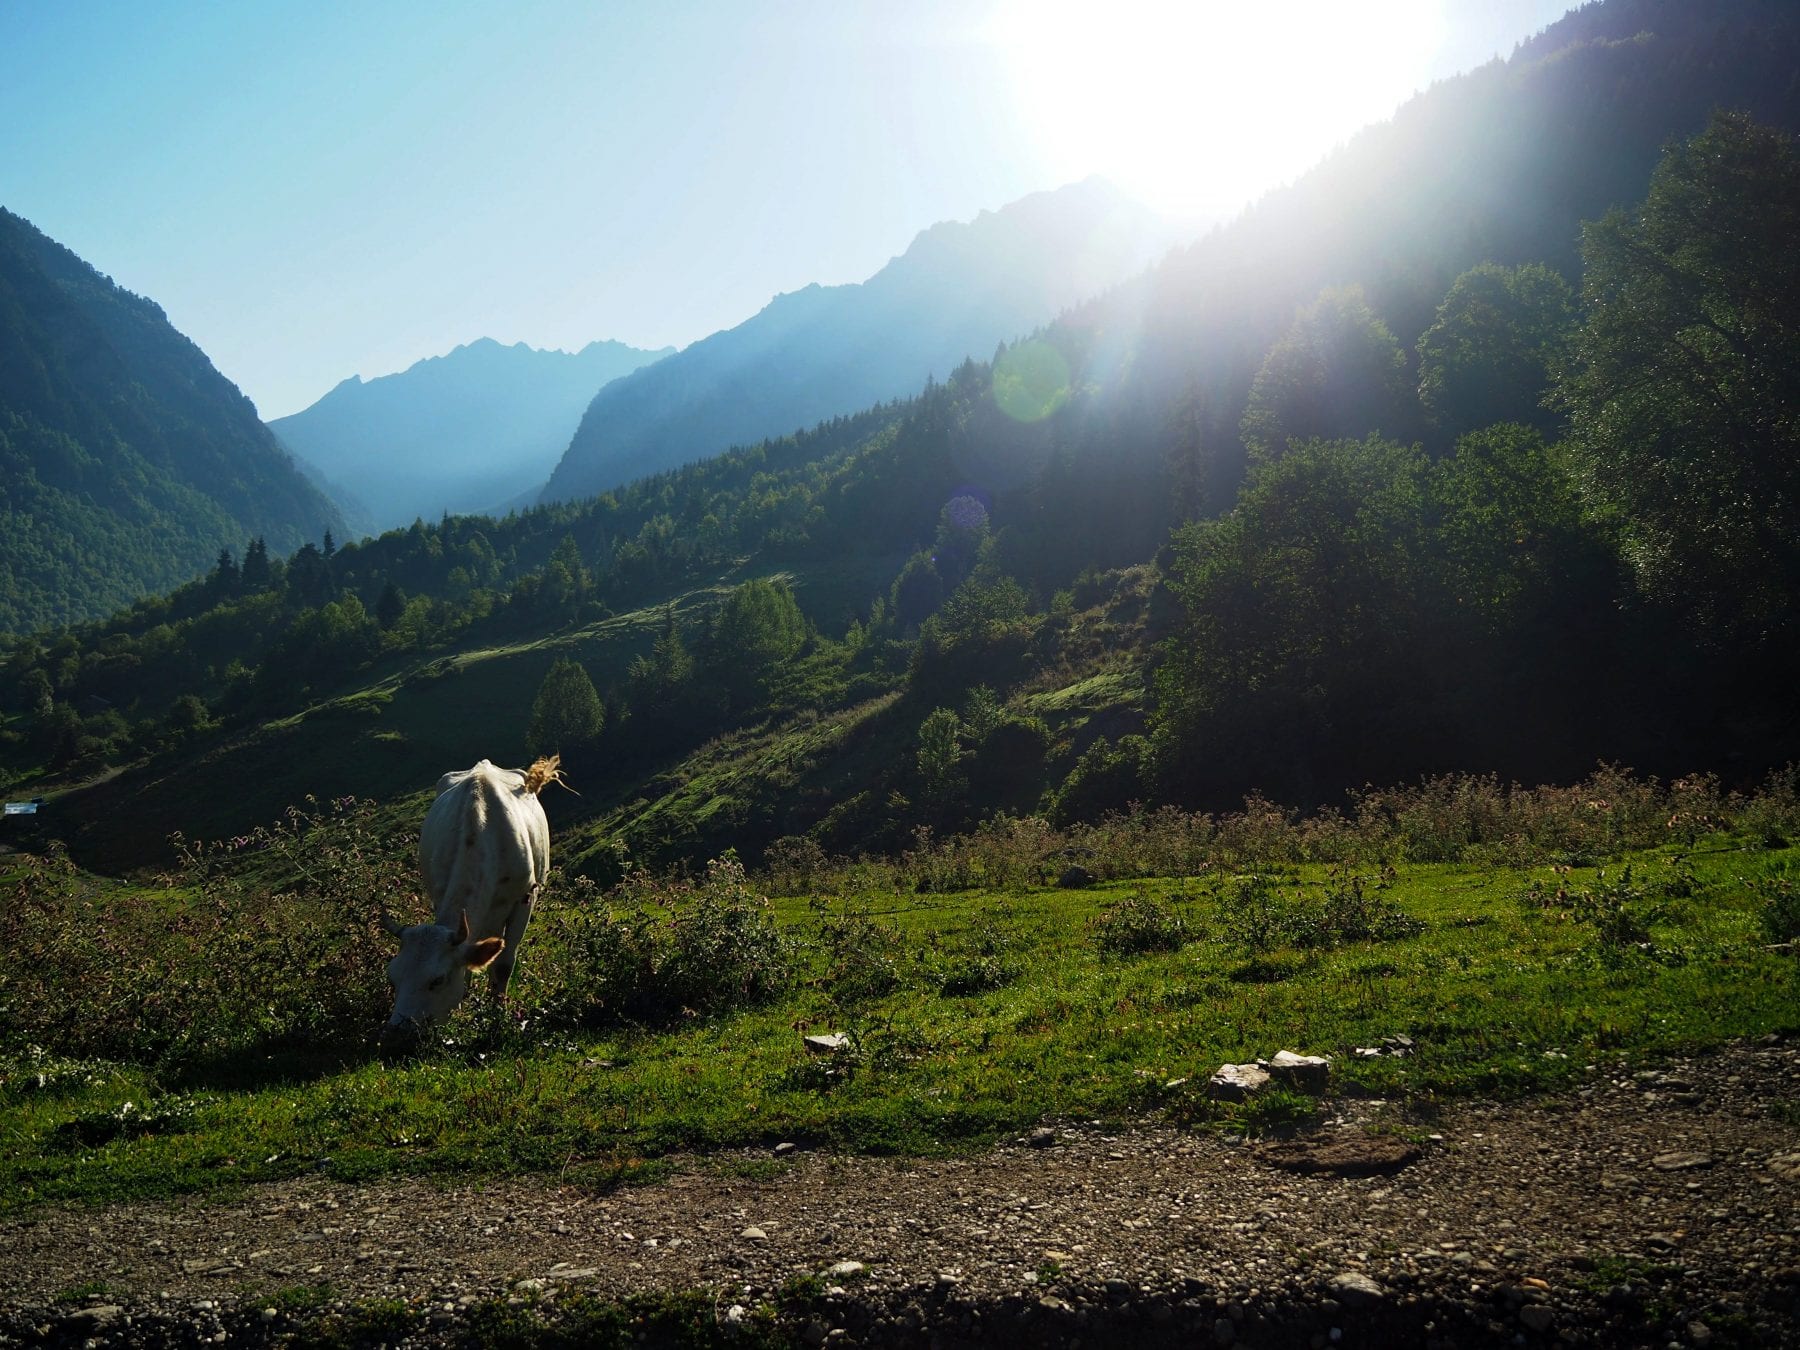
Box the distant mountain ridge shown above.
[0,207,345,633]
[540,178,1175,503]
[271,336,672,531]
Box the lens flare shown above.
[993,339,1071,423]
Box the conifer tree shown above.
[526,656,605,757]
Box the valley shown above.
[2,2,1799,1345]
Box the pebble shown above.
[1650,1151,1714,1171]
[741,1226,768,1241]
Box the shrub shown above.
[530,858,794,1024]
[1568,866,1666,965]
[1092,890,1190,956]
[1736,764,1800,849]
[1749,860,1800,944]
[762,835,832,897]
[1312,871,1424,944]
[1,798,407,1067]
[814,903,908,1005]
[1215,873,1291,955]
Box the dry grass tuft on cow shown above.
[522,753,575,796]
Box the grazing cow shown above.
[378,756,561,1053]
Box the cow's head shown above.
[378,908,504,1055]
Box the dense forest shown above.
[0,210,347,632]
[2,0,1798,877]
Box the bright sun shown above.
[991,0,1446,221]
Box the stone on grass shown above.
[1208,1063,1271,1101]
[1268,1049,1332,1092]
[804,1033,851,1055]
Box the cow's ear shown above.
[464,936,506,970]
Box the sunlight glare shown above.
[991,0,1446,221]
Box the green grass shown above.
[2,835,1795,1214]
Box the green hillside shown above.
[0,209,346,632]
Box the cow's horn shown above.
[455,910,471,944]
[378,903,406,938]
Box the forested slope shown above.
[0,209,346,632]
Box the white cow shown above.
[378,757,559,1053]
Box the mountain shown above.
[269,337,671,532]
[539,178,1172,503]
[0,208,345,634]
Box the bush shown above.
[1567,867,1666,966]
[1092,890,1190,956]
[1,798,408,1067]
[761,835,832,897]
[1214,874,1287,954]
[1750,861,1800,944]
[814,902,908,1005]
[1309,871,1424,945]
[1737,765,1800,849]
[530,858,794,1024]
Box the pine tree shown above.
[526,657,605,757]
[375,580,406,630]
[240,537,272,591]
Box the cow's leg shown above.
[488,890,535,1000]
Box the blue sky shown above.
[1,1,1571,419]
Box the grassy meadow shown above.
[3,771,1797,1214]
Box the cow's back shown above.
[419,760,550,936]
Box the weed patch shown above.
[1091,890,1191,955]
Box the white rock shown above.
[1270,1050,1332,1092]
[1208,1063,1271,1101]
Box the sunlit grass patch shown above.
[1,827,1794,1212]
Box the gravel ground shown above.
[2,1038,1796,1348]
